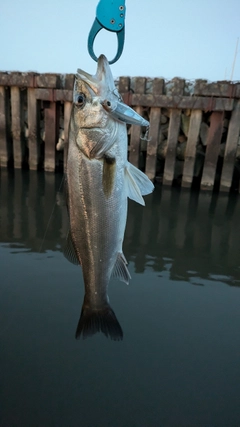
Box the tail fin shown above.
[75,302,123,341]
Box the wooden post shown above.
[163,110,181,185]
[44,102,57,172]
[129,77,146,167]
[63,101,72,172]
[28,88,38,170]
[0,87,8,168]
[182,110,202,187]
[163,78,185,186]
[220,100,240,192]
[201,111,224,191]
[118,76,130,104]
[11,86,22,168]
[145,78,163,180]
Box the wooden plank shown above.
[200,112,224,191]
[44,102,57,172]
[63,101,72,172]
[63,74,75,90]
[194,79,240,98]
[118,76,130,104]
[35,74,59,88]
[0,73,11,87]
[182,110,202,187]
[162,109,182,185]
[220,100,240,192]
[54,89,73,102]
[0,87,9,167]
[28,88,39,170]
[129,94,234,110]
[171,78,185,95]
[118,76,130,93]
[129,77,146,167]
[145,78,164,180]
[35,88,72,102]
[0,72,37,87]
[34,88,54,101]
[11,86,22,168]
[145,107,161,180]
[152,78,164,94]
[163,78,184,186]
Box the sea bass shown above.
[65,54,153,340]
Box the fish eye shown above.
[76,93,86,107]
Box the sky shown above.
[0,0,240,81]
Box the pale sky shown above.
[0,0,240,81]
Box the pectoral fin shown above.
[102,155,116,198]
[127,162,154,196]
[125,164,145,205]
[64,231,81,265]
[111,252,131,285]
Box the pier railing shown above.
[0,72,240,192]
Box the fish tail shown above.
[75,302,123,341]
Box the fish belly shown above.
[67,142,127,302]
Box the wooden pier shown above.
[0,72,240,192]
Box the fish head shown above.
[73,55,120,131]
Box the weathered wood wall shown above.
[0,72,240,193]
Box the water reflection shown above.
[1,169,240,427]
[0,169,68,253]
[125,187,240,286]
[1,169,240,287]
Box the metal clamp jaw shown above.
[88,0,126,65]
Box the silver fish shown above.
[65,54,154,340]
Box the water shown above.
[1,169,240,427]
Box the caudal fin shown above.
[75,303,123,341]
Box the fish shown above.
[65,54,154,341]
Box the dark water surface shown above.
[1,169,240,427]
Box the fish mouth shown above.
[96,54,110,79]
[80,125,101,130]
[96,54,116,92]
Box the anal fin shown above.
[63,230,81,265]
[111,252,131,284]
